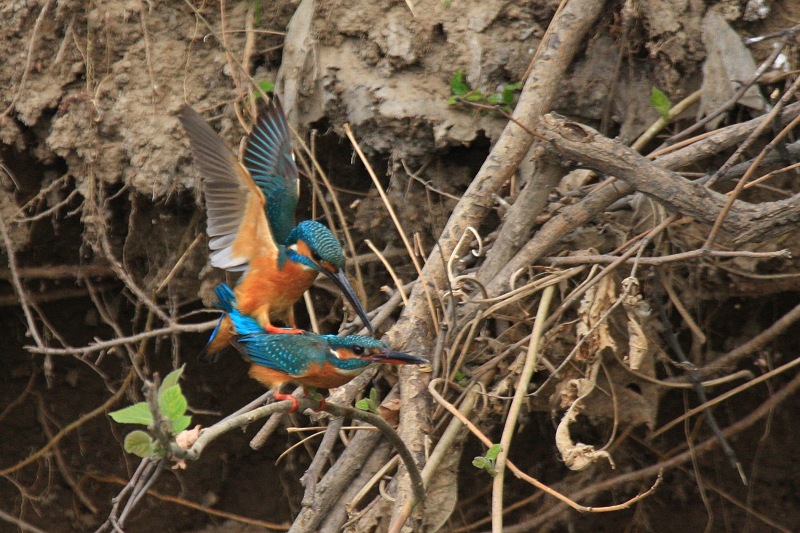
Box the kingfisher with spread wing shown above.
[179,99,374,361]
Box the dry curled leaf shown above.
[621,277,650,370]
[576,275,617,361]
[555,378,615,471]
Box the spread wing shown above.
[244,96,300,245]
[231,333,327,376]
[179,105,278,271]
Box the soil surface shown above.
[2,0,800,532]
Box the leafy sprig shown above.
[448,70,522,113]
[109,366,192,458]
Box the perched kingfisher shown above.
[178,98,374,361]
[213,284,428,411]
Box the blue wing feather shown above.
[234,333,326,376]
[244,96,299,244]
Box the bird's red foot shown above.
[264,324,304,335]
[274,391,299,413]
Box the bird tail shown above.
[198,283,238,363]
[214,283,237,313]
[198,315,229,364]
[214,282,264,336]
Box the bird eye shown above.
[352,345,365,355]
[311,251,322,262]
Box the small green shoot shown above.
[251,80,275,103]
[448,70,521,113]
[304,386,325,405]
[109,366,192,458]
[355,388,379,414]
[253,0,263,27]
[472,444,502,476]
[650,87,672,121]
[454,371,469,387]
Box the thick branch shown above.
[534,114,800,243]
[387,0,610,519]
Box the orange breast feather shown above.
[235,256,317,321]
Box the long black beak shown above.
[322,268,375,335]
[369,349,429,366]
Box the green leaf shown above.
[159,385,188,420]
[501,82,522,105]
[472,455,496,476]
[109,403,153,426]
[250,80,275,103]
[450,70,470,96]
[486,94,501,104]
[464,90,485,102]
[650,87,671,121]
[171,415,192,433]
[254,0,262,26]
[258,80,275,94]
[124,431,156,458]
[158,365,186,396]
[357,388,380,413]
[485,444,502,461]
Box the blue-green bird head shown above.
[284,220,374,335]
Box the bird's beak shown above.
[322,268,375,335]
[369,349,429,366]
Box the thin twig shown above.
[492,285,555,532]
[651,282,746,484]
[428,380,661,512]
[517,370,800,530]
[324,403,426,511]
[36,395,100,514]
[0,370,135,476]
[651,348,800,439]
[26,320,218,356]
[343,123,439,331]
[0,507,48,533]
[2,0,53,116]
[0,216,44,347]
[664,36,791,146]
[539,248,790,266]
[88,472,289,530]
